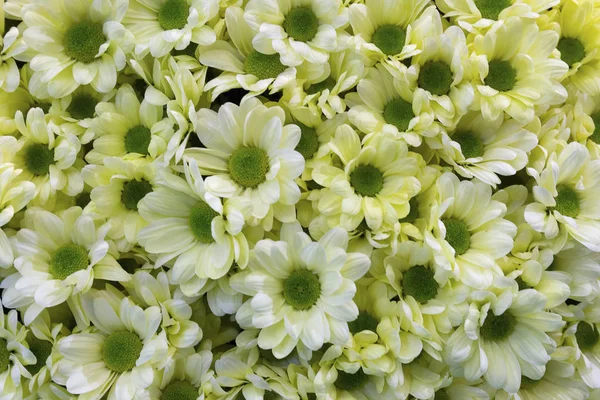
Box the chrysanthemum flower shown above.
[1,206,129,325]
[124,0,219,58]
[470,17,568,123]
[424,172,517,289]
[185,97,305,228]
[54,293,168,399]
[525,142,600,251]
[446,287,564,393]
[313,124,422,231]
[231,222,370,359]
[243,0,349,67]
[551,242,600,302]
[23,0,133,99]
[0,24,30,93]
[565,318,600,389]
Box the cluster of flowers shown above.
[0,0,600,398]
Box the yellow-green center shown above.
[372,24,406,56]
[244,51,287,80]
[63,22,106,64]
[443,218,470,255]
[228,147,269,188]
[0,339,9,374]
[121,179,153,211]
[158,0,189,31]
[24,143,55,176]
[480,311,516,341]
[161,381,198,400]
[102,331,143,373]
[188,201,219,244]
[124,125,152,155]
[383,98,414,132]
[283,269,321,310]
[26,338,53,375]
[474,0,512,20]
[67,93,97,120]
[453,132,484,159]
[402,265,438,304]
[418,61,453,96]
[349,312,379,334]
[576,321,599,350]
[554,185,580,218]
[295,123,319,160]
[282,7,319,42]
[49,244,89,280]
[557,37,586,68]
[334,369,368,391]
[350,164,384,197]
[485,60,517,92]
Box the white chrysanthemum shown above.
[313,124,421,231]
[0,24,30,93]
[123,0,219,58]
[470,17,568,123]
[551,242,600,302]
[54,293,168,399]
[434,112,538,187]
[11,108,83,205]
[1,206,129,325]
[564,317,600,390]
[82,157,157,249]
[524,142,600,251]
[85,84,176,164]
[424,172,517,289]
[231,222,370,359]
[137,159,250,289]
[347,64,437,146]
[243,0,349,67]
[446,287,564,394]
[23,0,133,99]
[185,97,305,228]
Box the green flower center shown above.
[188,201,219,244]
[0,339,9,374]
[576,321,599,350]
[399,198,419,223]
[554,185,580,218]
[63,22,106,64]
[124,125,152,155]
[383,98,414,132]
[418,61,453,96]
[228,147,269,188]
[589,112,600,144]
[402,265,438,304]
[443,218,471,255]
[350,165,384,197]
[244,51,287,80]
[26,338,53,375]
[453,132,484,159]
[161,381,198,400]
[158,0,189,31]
[485,60,517,92]
[67,93,97,120]
[349,312,379,334]
[102,331,143,373]
[283,269,321,310]
[480,311,516,341]
[282,7,319,42]
[121,180,153,211]
[557,37,585,68]
[49,244,89,280]
[372,24,406,56]
[306,77,337,95]
[295,123,319,160]
[434,390,451,400]
[520,376,541,390]
[474,0,512,20]
[334,369,368,391]
[24,143,55,176]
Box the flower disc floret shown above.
[557,37,585,68]
[25,144,55,176]
[402,265,438,304]
[161,381,198,400]
[282,7,319,42]
[480,312,516,341]
[158,0,190,31]
[454,132,484,159]
[121,180,153,211]
[244,51,287,80]
[124,125,152,155]
[26,338,53,375]
[295,123,319,160]
[383,98,414,132]
[485,60,517,92]
[68,93,97,120]
[372,25,406,56]
[554,185,580,217]
[0,339,9,374]
[102,331,143,373]
[188,201,219,244]
[443,218,471,255]
[418,61,453,96]
[49,244,89,280]
[576,321,599,350]
[63,22,106,64]
[228,147,269,188]
[350,165,384,197]
[283,269,321,310]
[474,0,511,20]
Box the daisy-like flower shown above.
[123,0,219,58]
[243,0,349,67]
[85,84,175,164]
[446,286,564,393]
[347,64,437,146]
[313,124,422,232]
[230,222,370,359]
[23,0,133,99]
[434,112,538,187]
[185,97,305,228]
[82,157,157,249]
[348,0,430,69]
[470,17,568,123]
[551,242,600,303]
[424,172,517,289]
[556,0,600,95]
[1,206,129,325]
[137,159,250,290]
[524,142,600,251]
[54,292,168,399]
[11,107,83,205]
[0,305,35,400]
[564,318,600,389]
[0,23,30,93]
